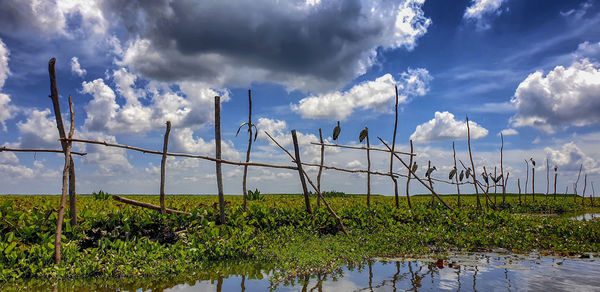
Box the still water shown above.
[8,253,600,291]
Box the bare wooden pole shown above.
[366,128,371,207]
[518,178,522,204]
[553,166,557,200]
[466,116,481,209]
[405,140,414,210]
[592,182,596,207]
[452,141,460,208]
[68,156,76,226]
[0,147,86,156]
[265,131,347,234]
[54,95,74,264]
[317,128,324,207]
[242,90,254,210]
[390,85,399,208]
[379,138,453,210]
[500,133,505,203]
[309,142,415,156]
[113,195,191,215]
[532,162,536,201]
[483,166,491,210]
[292,130,313,215]
[214,96,226,224]
[582,174,587,205]
[63,138,296,170]
[494,166,497,203]
[574,164,583,202]
[160,121,171,214]
[428,160,435,207]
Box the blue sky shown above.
[1,0,599,195]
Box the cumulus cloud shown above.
[545,142,599,174]
[410,111,488,143]
[573,41,600,61]
[81,68,227,134]
[256,117,320,148]
[0,39,16,131]
[70,57,87,77]
[78,131,133,175]
[108,0,430,92]
[16,109,61,148]
[463,0,508,29]
[170,128,240,161]
[499,128,518,136]
[0,0,107,38]
[510,59,600,133]
[291,68,431,119]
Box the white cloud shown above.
[291,68,431,120]
[545,142,599,174]
[81,68,227,134]
[471,102,516,113]
[170,128,240,161]
[499,128,518,136]
[0,38,16,131]
[346,160,363,168]
[463,0,508,29]
[410,111,488,143]
[78,131,133,176]
[70,57,86,77]
[16,109,60,148]
[0,152,19,165]
[510,59,600,133]
[256,117,320,148]
[573,41,600,61]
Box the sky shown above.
[1,0,600,196]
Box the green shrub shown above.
[92,190,111,200]
[247,189,264,201]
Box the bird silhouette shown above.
[554,165,558,172]
[466,168,471,179]
[459,170,464,182]
[359,127,368,143]
[426,166,437,178]
[494,174,503,184]
[530,158,536,167]
[449,167,457,180]
[482,172,489,185]
[333,121,341,144]
[411,162,418,173]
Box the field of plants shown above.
[0,192,599,287]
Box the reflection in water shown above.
[571,213,600,221]
[3,254,600,291]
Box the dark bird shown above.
[412,162,418,173]
[494,174,503,184]
[466,168,471,179]
[554,165,558,172]
[359,127,368,143]
[481,172,489,185]
[426,166,437,178]
[332,121,341,144]
[459,170,464,182]
[449,167,457,180]
[530,158,536,167]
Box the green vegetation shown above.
[0,194,598,285]
[91,190,110,201]
[246,189,264,201]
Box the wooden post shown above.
[68,157,76,226]
[428,160,434,207]
[160,121,171,213]
[452,141,460,208]
[518,178,521,204]
[591,182,595,207]
[532,163,535,201]
[582,174,587,205]
[365,128,371,207]
[524,160,529,198]
[494,166,497,203]
[546,158,550,197]
[242,90,254,210]
[390,85,400,208]
[214,96,226,224]
[466,116,481,209]
[406,140,414,210]
[553,167,557,200]
[317,128,324,207]
[574,164,582,202]
[54,95,75,264]
[292,130,312,214]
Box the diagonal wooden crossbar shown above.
[0,147,87,156]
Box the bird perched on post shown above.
[466,167,471,179]
[482,172,489,185]
[426,166,437,178]
[449,167,457,180]
[494,174,503,184]
[411,162,418,173]
[554,165,558,172]
[333,121,341,144]
[359,127,368,143]
[530,158,536,167]
[459,170,464,182]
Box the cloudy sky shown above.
[1,0,599,196]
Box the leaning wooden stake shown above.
[591,182,595,207]
[553,166,557,200]
[214,96,226,224]
[264,131,346,234]
[466,116,481,209]
[379,138,453,210]
[532,161,536,201]
[452,141,461,208]
[524,159,529,199]
[241,90,255,210]
[427,160,435,207]
[54,95,75,264]
[390,85,400,208]
[68,156,76,226]
[574,164,583,202]
[160,121,171,213]
[582,174,587,205]
[113,196,191,215]
[517,178,522,204]
[365,128,372,207]
[291,130,313,215]
[317,128,324,207]
[406,140,414,210]
[546,158,550,196]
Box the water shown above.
[570,213,600,221]
[5,253,600,291]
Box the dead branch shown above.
[309,142,415,156]
[160,121,171,213]
[0,147,86,156]
[466,116,481,209]
[215,96,226,224]
[292,130,312,214]
[112,195,191,215]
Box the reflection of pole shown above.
[393,261,400,290]
[368,261,373,292]
[216,276,223,292]
[241,275,246,292]
[473,266,478,292]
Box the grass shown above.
[0,193,598,285]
